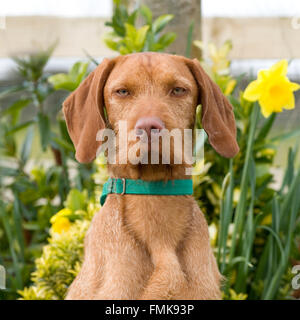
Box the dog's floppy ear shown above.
[63,58,115,163]
[188,58,239,158]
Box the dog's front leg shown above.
[140,249,187,300]
[65,229,104,300]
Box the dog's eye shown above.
[116,89,130,97]
[171,87,187,96]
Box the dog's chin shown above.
[128,144,182,167]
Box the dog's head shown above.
[63,53,239,164]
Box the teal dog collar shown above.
[100,178,193,206]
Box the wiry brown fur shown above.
[63,53,239,300]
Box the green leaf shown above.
[6,120,35,135]
[69,62,89,82]
[12,41,57,82]
[65,189,87,211]
[112,5,128,37]
[48,74,74,91]
[155,32,176,50]
[112,14,126,37]
[83,49,99,66]
[0,202,23,289]
[270,127,300,143]
[123,37,135,53]
[119,45,131,55]
[48,61,89,91]
[152,14,174,34]
[125,23,137,40]
[20,125,34,164]
[0,166,19,177]
[229,103,260,263]
[52,137,74,152]
[0,85,26,99]
[279,147,295,194]
[185,21,194,58]
[140,5,153,25]
[104,38,120,51]
[1,99,32,126]
[37,113,51,151]
[144,31,155,51]
[1,99,31,117]
[256,113,276,142]
[127,9,139,25]
[135,25,150,51]
[12,195,25,262]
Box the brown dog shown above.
[63,52,239,300]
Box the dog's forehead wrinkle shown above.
[108,60,194,91]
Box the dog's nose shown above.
[135,117,165,139]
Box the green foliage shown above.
[215,103,300,299]
[11,42,57,83]
[104,1,176,54]
[19,189,100,300]
[0,165,63,299]
[48,62,89,91]
[193,41,300,300]
[65,189,88,212]
[0,47,97,299]
[19,219,89,300]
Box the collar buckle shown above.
[121,178,126,195]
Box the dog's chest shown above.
[122,195,193,250]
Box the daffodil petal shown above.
[258,97,274,118]
[257,69,270,82]
[289,81,300,91]
[260,107,272,118]
[283,93,295,110]
[208,43,217,60]
[224,79,237,96]
[219,40,232,58]
[243,80,262,101]
[269,59,288,77]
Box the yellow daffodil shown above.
[194,40,232,75]
[50,208,72,224]
[243,60,300,118]
[224,79,237,96]
[50,208,72,234]
[208,40,232,75]
[51,216,71,234]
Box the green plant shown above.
[193,41,300,299]
[104,0,176,54]
[48,62,89,92]
[0,48,97,299]
[19,167,105,300]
